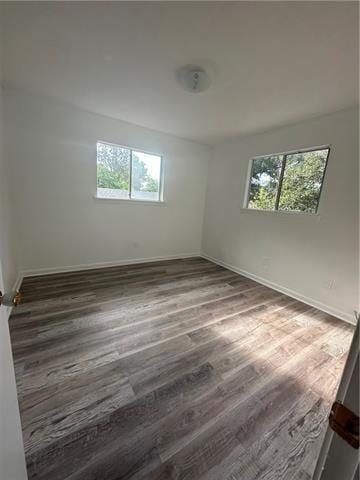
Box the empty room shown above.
[0,2,359,480]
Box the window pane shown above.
[131,151,161,201]
[278,149,329,213]
[247,155,283,210]
[97,142,130,199]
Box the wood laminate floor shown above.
[9,257,354,480]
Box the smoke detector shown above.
[178,65,211,93]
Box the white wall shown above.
[0,35,28,480]
[4,89,210,273]
[202,108,359,323]
[0,101,18,286]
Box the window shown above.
[97,141,163,202]
[245,147,330,213]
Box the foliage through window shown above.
[97,141,163,201]
[246,147,329,213]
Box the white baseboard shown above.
[14,252,356,326]
[201,252,356,326]
[21,253,201,278]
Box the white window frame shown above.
[243,145,330,214]
[95,140,165,204]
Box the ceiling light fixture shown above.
[178,65,211,93]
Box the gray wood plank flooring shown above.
[8,257,354,480]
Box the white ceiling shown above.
[2,1,359,145]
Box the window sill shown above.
[93,196,165,206]
[240,207,320,217]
